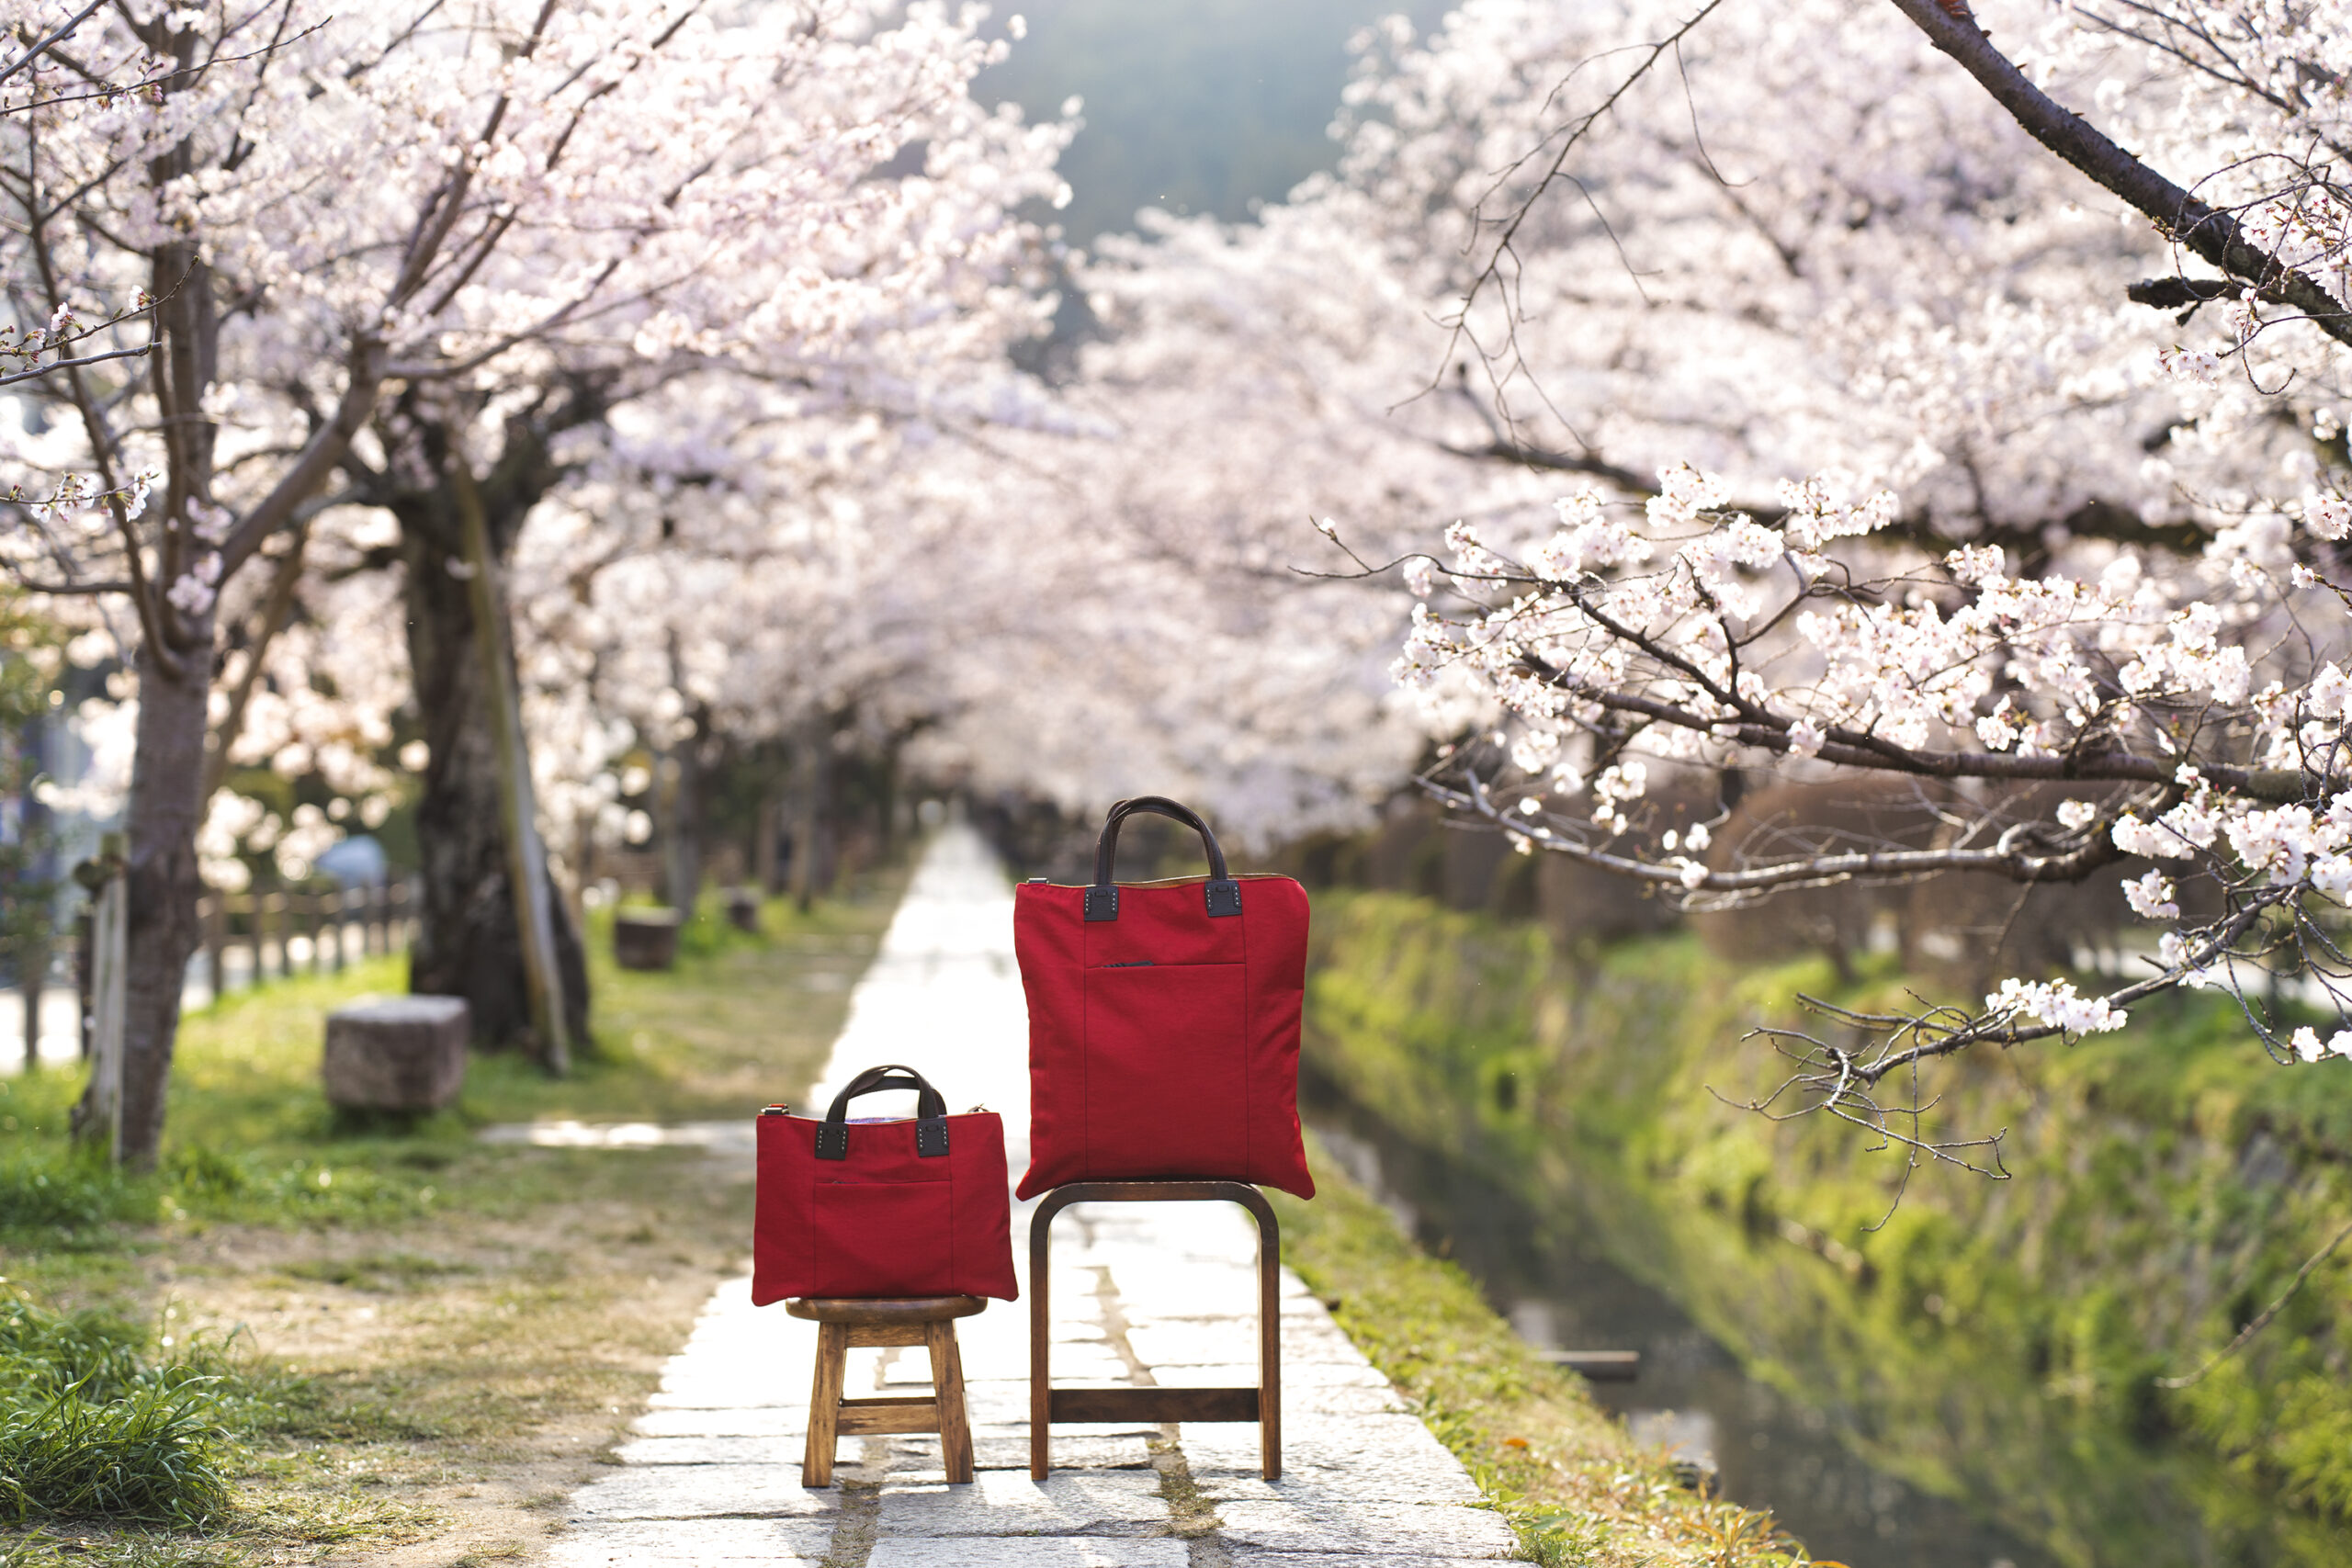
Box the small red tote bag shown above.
[752,1065,1018,1304]
[1013,796,1315,1200]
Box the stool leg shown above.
[927,1322,973,1484]
[1255,1198,1283,1483]
[1030,1202,1054,1481]
[804,1321,848,1487]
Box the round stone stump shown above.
[724,887,761,933]
[614,908,682,970]
[323,995,469,1111]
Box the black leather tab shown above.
[1204,879,1242,918]
[915,1117,949,1157]
[814,1122,847,1159]
[1084,886,1119,922]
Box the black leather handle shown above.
[1086,796,1241,922]
[816,1063,949,1159]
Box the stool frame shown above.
[787,1295,981,1487]
[1028,1179,1281,1481]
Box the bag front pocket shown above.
[1083,961,1247,1179]
[808,1179,954,1297]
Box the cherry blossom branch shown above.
[1428,770,2129,898]
[1437,0,1731,403]
[203,525,307,800]
[1884,0,2352,345]
[0,335,146,385]
[0,2,108,92]
[1751,896,2273,1087]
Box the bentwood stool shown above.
[1029,1180,1282,1481]
[787,1295,983,1486]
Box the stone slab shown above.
[1227,1555,1521,1567]
[868,1542,1189,1568]
[566,1461,840,1522]
[612,1435,798,1466]
[545,1518,833,1564]
[630,1406,804,1438]
[1213,1500,1518,1557]
[876,1469,1170,1537]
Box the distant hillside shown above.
[977,0,1452,246]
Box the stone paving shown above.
[540,825,1518,1566]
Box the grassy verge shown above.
[0,867,908,1566]
[1273,1145,1845,1568]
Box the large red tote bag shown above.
[752,1065,1018,1304]
[1013,796,1315,1200]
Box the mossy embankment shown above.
[1272,1149,1846,1567]
[1302,889,2352,1568]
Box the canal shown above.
[1302,1070,2246,1568]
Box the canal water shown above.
[1303,1076,2061,1568]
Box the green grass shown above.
[0,1295,323,1529]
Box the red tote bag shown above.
[1013,796,1314,1200]
[752,1065,1018,1304]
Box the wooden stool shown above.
[787,1295,983,1486]
[1029,1180,1281,1481]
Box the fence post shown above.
[70,836,127,1163]
[204,891,227,1004]
[19,926,46,1072]
[230,892,250,993]
[73,908,93,1060]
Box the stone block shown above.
[725,887,763,932]
[547,1518,834,1564]
[567,1461,840,1522]
[1213,1499,1517,1557]
[615,908,683,970]
[876,1469,1169,1537]
[322,996,468,1111]
[869,1542,1186,1568]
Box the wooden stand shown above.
[787,1295,983,1486]
[1028,1179,1281,1482]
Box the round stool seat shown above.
[786,1294,985,1325]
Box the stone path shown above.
[541,825,1518,1565]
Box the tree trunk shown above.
[754,796,782,895]
[787,713,831,913]
[394,427,588,1050]
[104,638,210,1167]
[81,231,220,1170]
[876,737,902,865]
[662,680,707,918]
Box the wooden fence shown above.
[52,879,420,1065]
[191,878,421,1001]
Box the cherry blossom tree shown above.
[0,0,1065,1164]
